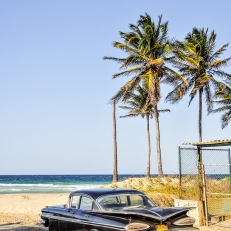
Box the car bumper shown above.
[150,228,199,231]
[40,219,48,227]
[160,228,199,230]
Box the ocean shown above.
[0,175,145,194]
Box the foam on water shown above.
[0,183,101,193]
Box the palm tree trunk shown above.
[198,89,203,202]
[146,115,151,178]
[154,105,163,177]
[112,100,118,183]
[199,88,203,142]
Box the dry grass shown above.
[103,176,179,206]
[102,175,231,206]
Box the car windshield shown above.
[97,194,156,211]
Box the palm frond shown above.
[119,106,133,110]
[168,27,231,115]
[204,82,213,113]
[158,109,170,113]
[113,42,138,54]
[105,13,184,116]
[210,43,229,60]
[103,56,125,63]
[209,59,231,69]
[221,111,231,129]
[113,66,143,78]
[120,113,140,118]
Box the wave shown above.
[0,183,101,187]
[0,183,102,193]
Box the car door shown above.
[71,195,85,231]
[58,195,80,231]
[73,195,95,231]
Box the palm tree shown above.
[112,100,118,183]
[213,84,231,129]
[166,28,231,142]
[104,14,186,176]
[120,85,170,178]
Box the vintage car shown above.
[41,188,198,231]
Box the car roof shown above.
[70,188,143,200]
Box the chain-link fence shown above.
[179,147,201,200]
[202,149,231,223]
[179,147,231,226]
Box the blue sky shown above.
[0,0,231,174]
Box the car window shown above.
[70,195,81,209]
[97,194,154,211]
[119,196,128,205]
[80,196,93,210]
[100,196,118,205]
[130,195,143,206]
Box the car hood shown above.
[87,206,194,221]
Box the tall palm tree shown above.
[213,84,231,129]
[166,28,231,142]
[112,100,118,183]
[104,14,186,176]
[120,85,170,178]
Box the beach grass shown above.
[103,176,231,206]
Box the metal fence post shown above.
[228,148,231,193]
[201,164,209,226]
[178,146,182,198]
[197,146,203,201]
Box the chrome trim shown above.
[172,217,195,226]
[40,220,46,224]
[44,215,125,230]
[72,219,82,223]
[92,213,128,221]
[41,213,53,218]
[79,220,125,230]
[84,207,192,222]
[42,215,73,223]
[56,216,73,222]
[86,211,161,221]
[125,222,150,231]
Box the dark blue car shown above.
[41,188,198,231]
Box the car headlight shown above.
[126,222,150,231]
[173,217,195,226]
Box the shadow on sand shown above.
[0,223,47,231]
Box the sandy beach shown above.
[0,194,69,230]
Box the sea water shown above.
[0,175,145,194]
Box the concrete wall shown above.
[175,199,204,226]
